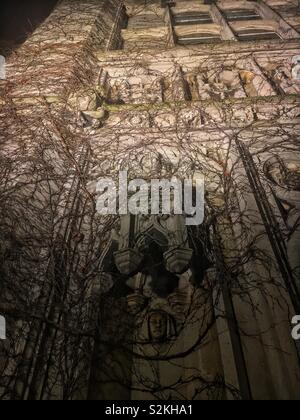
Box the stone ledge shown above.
[97,38,300,63]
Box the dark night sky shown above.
[0,0,58,54]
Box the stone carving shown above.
[93,272,114,297]
[264,155,300,280]
[105,111,150,129]
[67,83,109,129]
[147,309,177,343]
[264,155,300,194]
[135,214,194,276]
[163,65,188,102]
[108,75,163,105]
[167,289,189,314]
[239,70,258,97]
[292,55,300,81]
[126,291,148,315]
[178,108,203,129]
[230,103,254,127]
[164,246,193,274]
[68,87,100,112]
[274,65,296,93]
[153,112,177,129]
[114,248,144,276]
[99,211,194,302]
[188,69,246,101]
[78,108,108,129]
[97,155,207,312]
[264,57,300,94]
[109,79,130,104]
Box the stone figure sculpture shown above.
[266,55,300,94]
[195,69,246,101]
[264,156,300,281]
[147,309,177,343]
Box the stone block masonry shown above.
[2,0,121,101]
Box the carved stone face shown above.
[265,158,300,191]
[149,311,168,343]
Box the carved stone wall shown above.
[1,0,300,401]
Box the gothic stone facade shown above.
[0,0,300,400]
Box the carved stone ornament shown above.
[264,156,300,191]
[126,292,148,315]
[147,309,177,344]
[93,272,114,296]
[163,246,193,275]
[167,289,189,313]
[114,248,144,275]
[292,55,300,81]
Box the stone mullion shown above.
[165,4,176,48]
[210,3,237,41]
